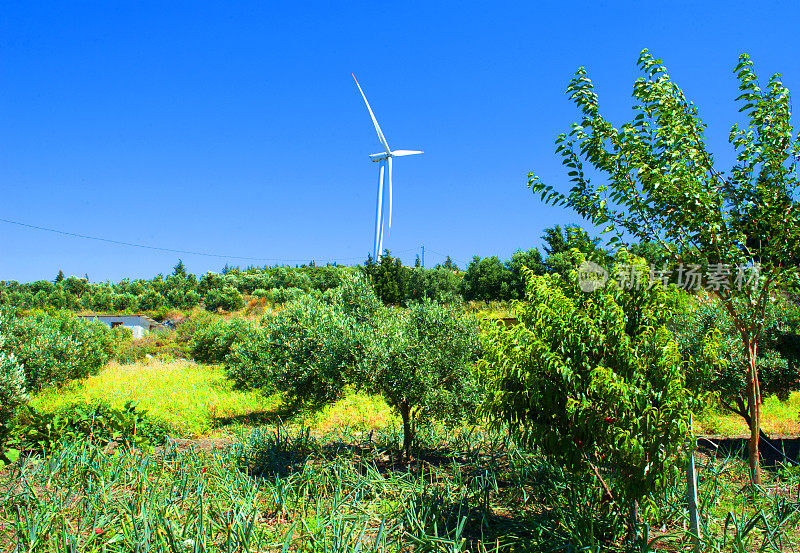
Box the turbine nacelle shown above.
[369,149,424,162]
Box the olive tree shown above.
[368,300,483,458]
[530,50,800,483]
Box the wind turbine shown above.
[352,74,423,260]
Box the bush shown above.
[189,317,254,364]
[225,273,381,396]
[15,401,171,455]
[225,324,274,390]
[268,295,368,407]
[204,286,244,312]
[1,311,116,391]
[479,252,717,527]
[406,267,462,304]
[0,319,27,464]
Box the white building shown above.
[78,314,168,339]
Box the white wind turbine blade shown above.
[390,150,424,156]
[353,74,391,154]
[374,161,385,259]
[387,157,393,237]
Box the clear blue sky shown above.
[2,1,798,282]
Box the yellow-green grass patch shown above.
[29,360,279,437]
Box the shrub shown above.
[0,319,27,464]
[1,311,116,391]
[204,286,244,312]
[225,325,274,390]
[406,267,462,304]
[268,295,368,407]
[189,318,254,364]
[479,252,718,528]
[16,401,171,455]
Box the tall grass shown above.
[28,360,279,437]
[2,426,799,552]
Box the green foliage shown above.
[367,300,483,456]
[224,323,275,391]
[460,249,545,301]
[363,250,409,306]
[1,311,116,392]
[480,253,717,509]
[232,424,316,477]
[268,294,369,407]
[189,317,254,364]
[672,294,800,412]
[204,286,245,312]
[0,316,28,463]
[407,267,462,303]
[15,401,171,455]
[529,49,800,482]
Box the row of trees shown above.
[0,227,600,314]
[190,273,483,458]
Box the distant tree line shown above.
[0,225,674,315]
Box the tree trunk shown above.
[400,402,413,460]
[745,339,762,485]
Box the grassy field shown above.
[696,393,800,436]
[30,360,800,440]
[4,360,800,551]
[29,360,398,438]
[2,422,799,551]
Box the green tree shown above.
[459,256,513,301]
[204,287,244,312]
[54,270,65,283]
[480,253,717,532]
[173,259,187,277]
[529,50,800,483]
[672,294,800,428]
[541,225,607,276]
[368,300,483,458]
[362,250,409,306]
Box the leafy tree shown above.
[541,225,607,276]
[672,294,800,429]
[406,267,462,303]
[362,250,409,306]
[1,312,116,393]
[529,50,800,483]
[436,256,460,271]
[480,253,717,530]
[173,259,187,277]
[189,318,254,364]
[507,248,546,298]
[204,286,244,312]
[459,256,514,301]
[55,270,65,283]
[368,300,483,458]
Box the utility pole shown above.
[421,245,425,268]
[687,414,701,551]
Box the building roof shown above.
[78,313,168,328]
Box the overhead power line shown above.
[0,216,366,265]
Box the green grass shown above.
[28,360,400,439]
[696,392,800,436]
[2,425,799,551]
[29,360,280,437]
